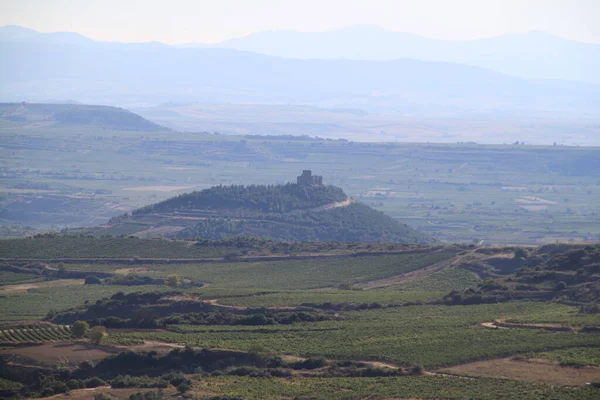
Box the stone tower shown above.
[297,170,323,186]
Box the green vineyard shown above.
[0,325,72,344]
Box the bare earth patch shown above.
[0,341,118,364]
[46,387,173,400]
[515,196,558,205]
[0,279,84,294]
[122,186,192,192]
[438,357,600,386]
[114,267,151,275]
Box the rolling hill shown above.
[0,102,168,132]
[104,178,435,244]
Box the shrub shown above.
[84,377,106,388]
[89,326,107,345]
[166,275,181,288]
[176,382,190,393]
[292,357,328,370]
[208,397,244,400]
[111,375,169,389]
[165,373,188,387]
[129,391,164,400]
[85,275,102,284]
[66,379,82,389]
[80,360,95,370]
[514,248,527,259]
[72,320,89,338]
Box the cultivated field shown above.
[2,125,599,244]
[1,238,600,399]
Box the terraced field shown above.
[108,302,600,369]
[0,325,72,344]
[2,238,600,400]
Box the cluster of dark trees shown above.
[0,354,190,399]
[162,310,332,326]
[472,244,600,305]
[177,203,434,244]
[133,183,347,215]
[1,346,424,399]
[444,288,507,305]
[50,291,335,328]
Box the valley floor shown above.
[1,238,600,399]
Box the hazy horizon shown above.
[2,0,600,146]
[1,0,599,44]
[1,22,598,46]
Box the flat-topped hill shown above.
[0,102,168,131]
[106,182,435,244]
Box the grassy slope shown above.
[1,284,170,321]
[2,238,600,399]
[135,250,457,289]
[0,237,235,259]
[193,375,600,400]
[111,302,600,368]
[525,347,600,367]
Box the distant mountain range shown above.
[4,24,599,83]
[1,25,599,119]
[193,25,600,84]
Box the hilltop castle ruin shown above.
[297,170,323,186]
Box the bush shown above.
[72,320,89,338]
[165,373,188,387]
[66,379,82,389]
[176,382,190,393]
[111,375,168,389]
[89,326,107,345]
[84,376,106,388]
[166,275,181,288]
[556,281,568,291]
[208,397,244,400]
[514,248,527,259]
[85,275,102,284]
[292,357,328,370]
[129,390,164,400]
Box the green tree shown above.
[514,248,527,259]
[166,275,181,288]
[176,382,190,394]
[89,326,107,345]
[72,320,89,338]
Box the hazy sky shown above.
[1,0,599,44]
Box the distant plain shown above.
[1,104,599,245]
